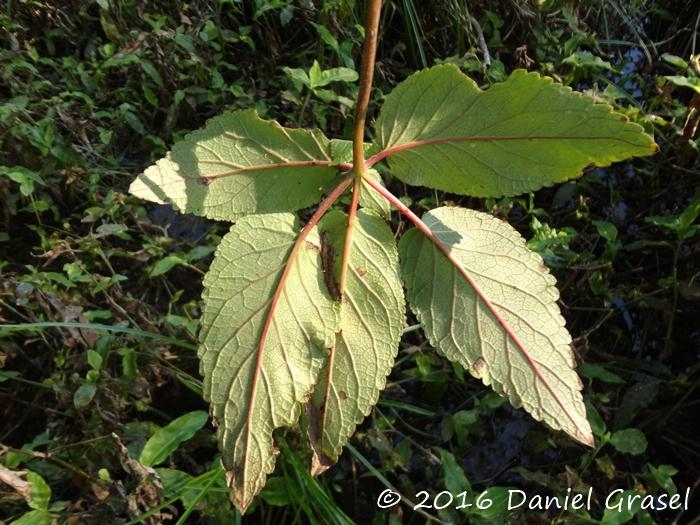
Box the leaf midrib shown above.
[425,233,582,434]
[237,176,352,493]
[189,160,335,183]
[368,134,650,167]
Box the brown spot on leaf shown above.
[321,232,341,301]
[311,451,334,476]
[472,357,487,377]
[339,391,348,400]
[228,462,244,482]
[195,177,212,186]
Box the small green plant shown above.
[283,59,359,126]
[129,1,656,512]
[644,191,700,356]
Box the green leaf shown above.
[645,193,700,239]
[578,362,625,384]
[311,22,341,55]
[260,476,292,506]
[25,471,51,510]
[0,371,21,383]
[609,428,647,455]
[284,66,311,90]
[139,410,209,467]
[94,223,129,238]
[187,245,216,262]
[665,75,700,94]
[157,467,199,506]
[399,207,593,446]
[374,65,657,197]
[678,194,700,230]
[438,448,472,495]
[308,60,323,89]
[150,254,187,277]
[10,509,52,525]
[648,464,678,494]
[73,383,96,409]
[562,50,616,71]
[315,66,359,89]
[122,109,145,134]
[661,53,688,68]
[601,490,640,524]
[585,400,607,438]
[199,213,340,512]
[360,169,392,219]
[129,110,337,221]
[451,409,480,448]
[0,165,45,196]
[140,59,164,88]
[329,139,377,166]
[593,220,618,242]
[307,210,404,472]
[307,60,358,90]
[314,88,341,104]
[87,349,103,371]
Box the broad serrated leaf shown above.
[129,109,337,221]
[374,65,657,197]
[199,213,340,512]
[399,207,593,446]
[307,210,404,473]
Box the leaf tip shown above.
[310,453,334,477]
[574,427,595,448]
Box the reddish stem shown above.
[352,0,382,174]
[339,0,382,294]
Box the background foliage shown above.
[1,0,698,523]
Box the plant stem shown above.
[338,177,361,296]
[297,87,313,127]
[340,0,382,294]
[352,0,382,175]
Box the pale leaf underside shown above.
[129,109,338,221]
[308,210,404,473]
[199,213,340,511]
[399,207,593,446]
[374,65,657,197]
